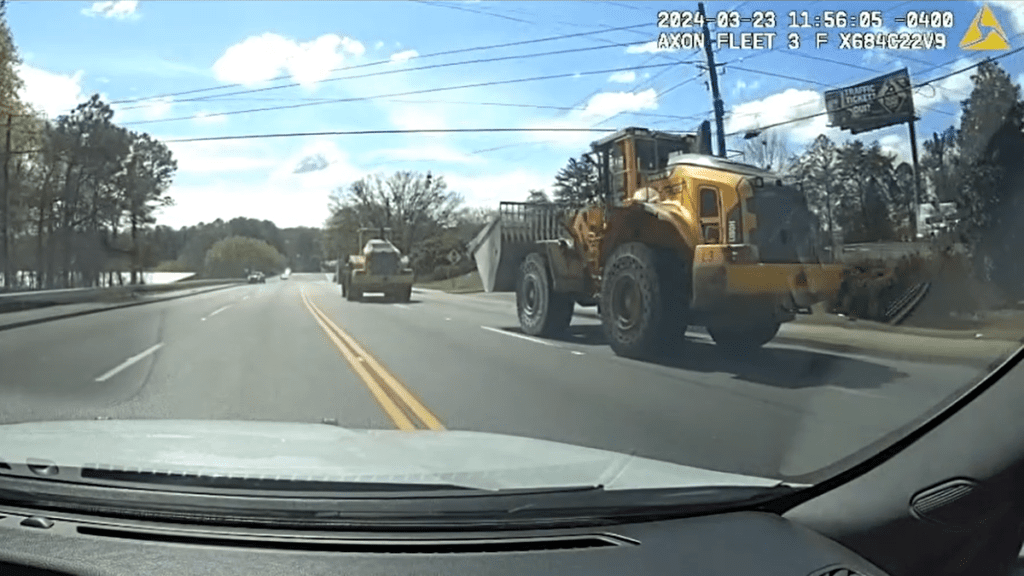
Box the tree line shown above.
[0,3,178,290]
[325,171,496,280]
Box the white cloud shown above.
[445,169,555,207]
[521,89,658,149]
[141,96,174,121]
[212,33,364,88]
[157,179,334,229]
[369,145,481,164]
[81,1,139,20]
[726,88,837,145]
[165,140,278,174]
[581,89,657,118]
[157,140,365,228]
[192,111,228,125]
[15,64,85,118]
[731,78,761,97]
[389,49,419,63]
[878,133,911,164]
[388,104,448,131]
[988,1,1024,34]
[339,37,365,57]
[375,40,385,50]
[626,41,671,54]
[914,58,975,111]
[608,70,635,84]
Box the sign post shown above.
[824,68,918,241]
[907,118,921,240]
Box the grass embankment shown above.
[415,270,484,293]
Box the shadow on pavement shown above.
[504,324,909,391]
[351,297,423,305]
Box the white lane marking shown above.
[243,295,250,300]
[200,305,231,321]
[394,304,411,310]
[95,343,164,382]
[481,325,558,347]
[445,317,452,321]
[571,350,585,356]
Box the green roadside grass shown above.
[415,270,485,294]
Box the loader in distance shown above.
[469,124,847,359]
[339,228,415,303]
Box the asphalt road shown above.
[0,273,1006,480]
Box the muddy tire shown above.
[399,285,412,303]
[516,252,574,336]
[707,318,780,352]
[600,243,689,359]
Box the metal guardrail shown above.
[887,282,931,325]
[0,278,245,308]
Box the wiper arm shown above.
[80,467,477,493]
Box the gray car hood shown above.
[0,420,795,491]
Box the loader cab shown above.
[590,124,712,206]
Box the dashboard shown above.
[0,508,887,576]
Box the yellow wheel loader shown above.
[469,125,847,359]
[339,228,415,303]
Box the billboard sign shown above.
[824,69,915,134]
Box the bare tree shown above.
[328,170,463,255]
[742,131,792,173]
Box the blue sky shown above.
[8,1,1024,228]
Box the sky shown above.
[7,1,1024,229]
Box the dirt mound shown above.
[904,251,1010,330]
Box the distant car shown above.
[247,271,265,284]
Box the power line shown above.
[118,40,654,111]
[122,62,679,126]
[168,93,707,122]
[722,45,1024,137]
[917,46,1024,87]
[111,22,652,105]
[727,65,830,87]
[411,0,534,24]
[164,127,620,144]
[774,51,881,73]
[607,2,647,12]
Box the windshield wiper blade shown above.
[80,468,476,493]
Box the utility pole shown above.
[907,117,921,241]
[698,2,726,158]
[1,113,10,291]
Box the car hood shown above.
[0,420,795,491]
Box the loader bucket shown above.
[468,202,574,293]
[469,216,529,292]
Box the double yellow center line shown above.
[300,289,445,431]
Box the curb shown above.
[0,283,243,332]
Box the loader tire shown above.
[399,285,412,303]
[340,278,347,297]
[346,285,361,302]
[601,243,689,359]
[517,252,574,337]
[707,318,780,352]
